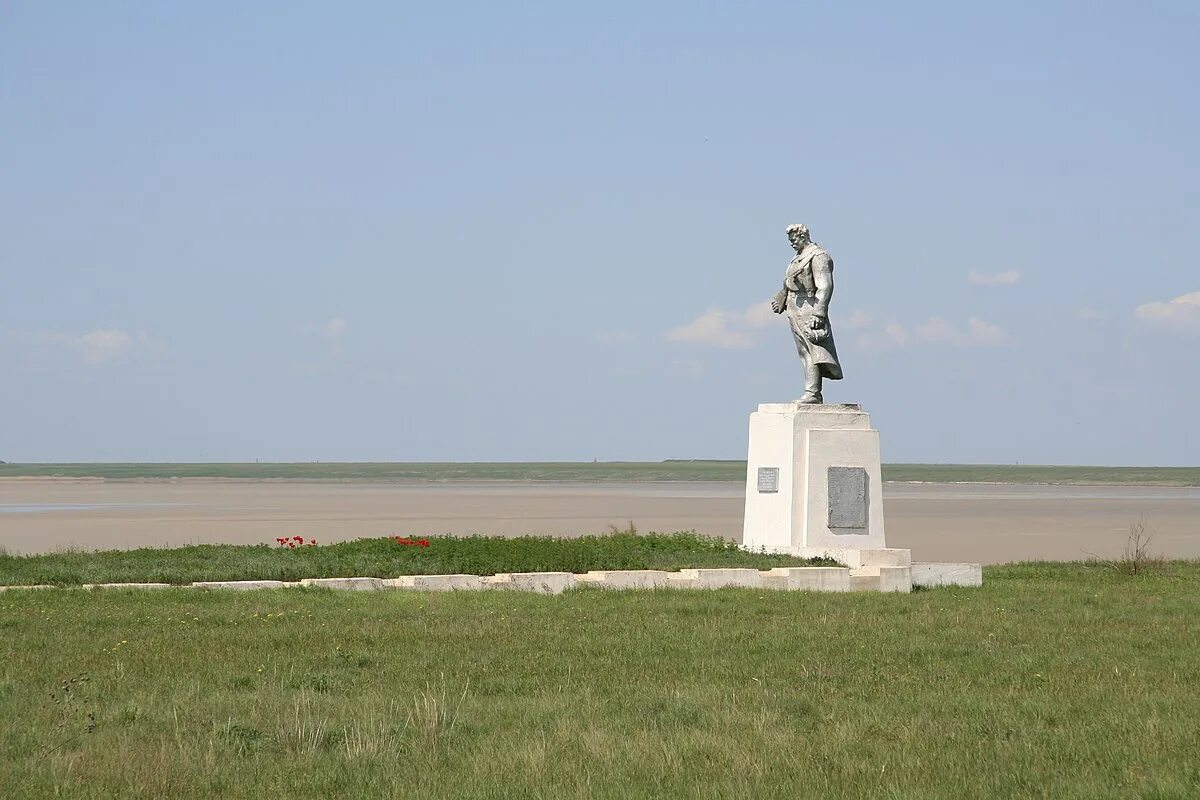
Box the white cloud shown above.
[71,329,133,364]
[667,303,773,349]
[669,304,883,349]
[857,317,1011,351]
[321,318,348,339]
[913,317,958,343]
[969,270,1021,286]
[843,309,873,330]
[668,303,1004,353]
[912,317,1009,346]
[1135,291,1200,333]
[667,309,753,349]
[741,301,777,330]
[883,323,909,347]
[964,317,1011,345]
[6,328,162,368]
[301,317,349,339]
[294,318,351,375]
[856,323,910,351]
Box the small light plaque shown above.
[757,467,780,493]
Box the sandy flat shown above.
[1,479,1198,564]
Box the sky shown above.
[1,1,1197,465]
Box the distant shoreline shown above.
[1,463,1197,487]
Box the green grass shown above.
[0,461,748,482]
[883,463,1200,486]
[1,562,1198,798]
[2,461,1198,485]
[0,532,831,587]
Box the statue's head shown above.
[786,223,810,251]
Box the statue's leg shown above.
[792,323,823,404]
[799,358,823,404]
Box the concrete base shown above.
[739,401,982,589]
[802,548,979,590]
[796,547,912,568]
[743,402,886,555]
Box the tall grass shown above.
[1113,517,1168,575]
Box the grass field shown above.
[1,562,1197,798]
[2,461,1199,485]
[0,533,830,587]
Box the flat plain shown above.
[2,461,1199,484]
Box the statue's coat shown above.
[782,243,843,380]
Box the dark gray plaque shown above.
[757,467,780,493]
[828,466,868,530]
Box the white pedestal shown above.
[742,402,887,555]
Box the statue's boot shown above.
[799,363,823,404]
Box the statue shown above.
[769,224,843,403]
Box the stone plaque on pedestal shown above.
[828,466,868,530]
[741,402,886,555]
[757,467,780,493]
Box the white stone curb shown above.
[85,583,174,590]
[675,568,763,589]
[299,577,384,591]
[383,574,485,591]
[762,567,851,592]
[486,572,576,594]
[848,566,913,593]
[192,580,297,590]
[911,562,984,588]
[577,570,673,589]
[0,564,983,594]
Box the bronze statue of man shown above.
[770,224,843,403]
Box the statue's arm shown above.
[812,254,834,318]
[770,285,788,313]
